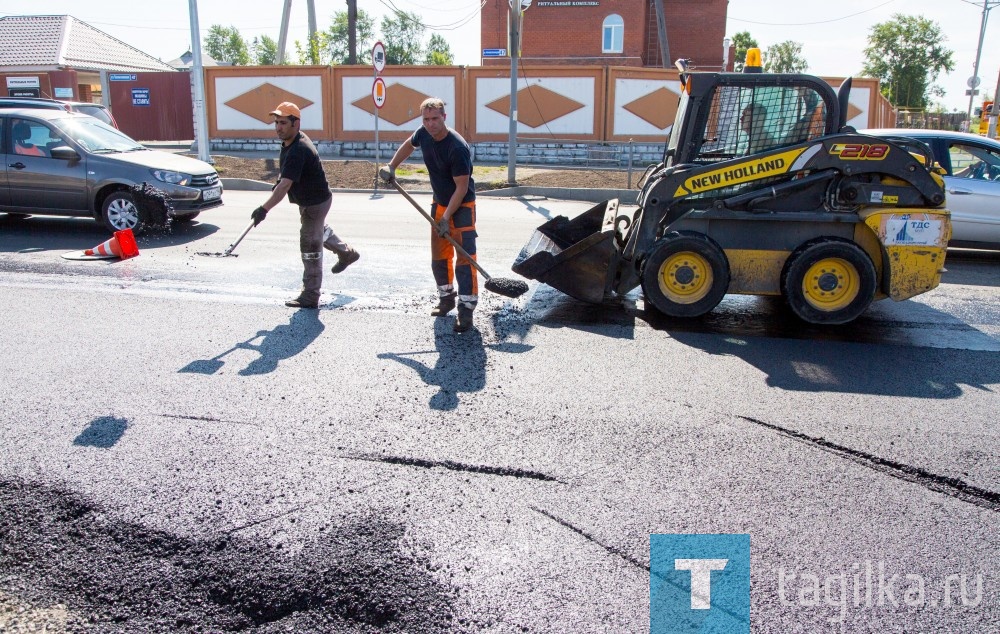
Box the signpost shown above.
[372,41,387,196]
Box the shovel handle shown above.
[224,220,257,256]
[387,179,493,281]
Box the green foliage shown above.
[250,35,283,66]
[204,25,250,66]
[424,34,454,65]
[294,33,322,65]
[764,41,808,73]
[731,31,758,72]
[381,11,425,65]
[318,9,376,64]
[862,13,954,109]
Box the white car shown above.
[862,128,1000,249]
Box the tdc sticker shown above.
[650,534,750,633]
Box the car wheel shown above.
[171,212,201,224]
[641,232,730,317]
[781,238,876,325]
[101,191,145,235]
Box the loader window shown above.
[698,84,827,163]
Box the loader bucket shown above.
[512,200,621,304]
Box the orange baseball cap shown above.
[269,102,301,119]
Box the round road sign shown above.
[968,76,981,89]
[372,77,387,109]
[373,41,386,74]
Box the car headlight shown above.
[151,169,191,186]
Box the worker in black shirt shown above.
[385,97,478,332]
[250,102,359,308]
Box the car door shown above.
[0,116,9,207]
[5,116,88,214]
[938,138,1000,244]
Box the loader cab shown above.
[665,73,840,169]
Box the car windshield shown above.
[53,117,143,153]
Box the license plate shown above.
[202,186,222,201]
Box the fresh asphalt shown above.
[0,186,997,632]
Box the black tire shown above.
[641,232,730,317]
[781,238,877,325]
[172,212,200,224]
[100,190,145,235]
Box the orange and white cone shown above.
[84,229,139,260]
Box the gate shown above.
[108,72,194,141]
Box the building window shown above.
[603,15,624,53]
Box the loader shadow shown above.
[377,319,492,410]
[179,310,324,376]
[73,416,129,448]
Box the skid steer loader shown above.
[512,58,951,325]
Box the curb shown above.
[220,178,637,204]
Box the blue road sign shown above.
[482,48,507,57]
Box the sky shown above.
[1,0,999,113]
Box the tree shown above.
[424,34,453,65]
[862,14,954,109]
[204,25,250,66]
[731,31,758,72]
[318,9,376,65]
[381,11,424,65]
[764,41,808,73]
[250,35,283,66]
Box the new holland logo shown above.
[674,147,806,197]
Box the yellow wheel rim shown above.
[657,251,714,304]
[801,257,860,311]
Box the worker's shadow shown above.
[179,310,324,376]
[378,319,530,410]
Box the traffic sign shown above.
[372,41,386,74]
[482,48,507,57]
[968,76,981,89]
[966,89,980,96]
[372,77,387,109]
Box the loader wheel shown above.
[781,239,876,325]
[641,232,730,317]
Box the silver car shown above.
[1,108,221,234]
[862,128,1000,249]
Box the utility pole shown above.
[348,0,358,64]
[188,0,212,163]
[307,0,318,64]
[652,0,670,68]
[507,1,522,185]
[966,0,1000,125]
[277,0,292,64]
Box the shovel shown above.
[379,169,529,299]
[196,220,255,258]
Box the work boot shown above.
[431,293,457,316]
[285,296,319,309]
[330,248,360,274]
[454,305,474,333]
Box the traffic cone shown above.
[84,228,140,259]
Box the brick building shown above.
[480,0,729,68]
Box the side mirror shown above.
[50,146,80,161]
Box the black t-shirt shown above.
[279,132,331,206]
[411,127,476,204]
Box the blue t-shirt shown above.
[411,127,476,204]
